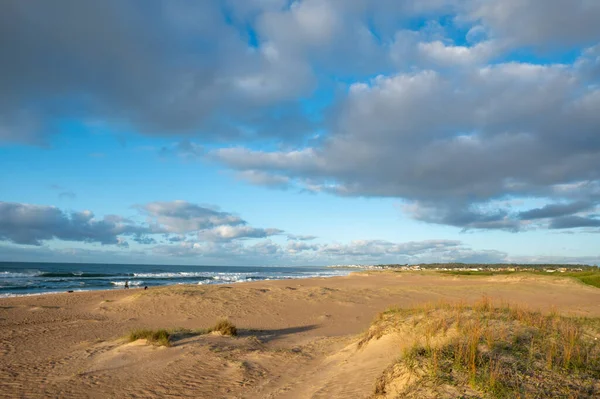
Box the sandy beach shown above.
[1,271,599,398]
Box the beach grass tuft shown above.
[210,319,237,336]
[128,329,171,347]
[127,319,237,346]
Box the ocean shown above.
[0,261,356,298]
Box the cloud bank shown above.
[2,1,600,237]
[0,200,545,265]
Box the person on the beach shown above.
[124,281,129,289]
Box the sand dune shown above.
[1,272,599,398]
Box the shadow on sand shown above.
[168,324,319,345]
[240,324,319,342]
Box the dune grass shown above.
[210,319,237,336]
[171,319,237,337]
[367,298,600,398]
[128,329,171,347]
[127,319,237,347]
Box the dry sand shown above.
[1,271,599,398]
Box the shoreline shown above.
[0,266,358,299]
[0,271,358,300]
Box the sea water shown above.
[0,262,356,297]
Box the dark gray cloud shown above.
[0,201,154,246]
[166,235,186,243]
[0,0,315,144]
[549,216,600,229]
[406,202,522,232]
[518,202,594,221]
[466,0,600,48]
[0,200,285,246]
[133,236,157,245]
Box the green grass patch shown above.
[561,272,600,289]
[438,270,600,290]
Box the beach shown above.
[1,271,600,398]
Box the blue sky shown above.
[1,0,599,266]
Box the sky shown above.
[1,0,600,266]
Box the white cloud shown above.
[198,225,283,242]
[139,200,286,242]
[418,40,499,65]
[3,0,600,145]
[140,201,245,234]
[212,54,600,231]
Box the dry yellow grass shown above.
[128,329,171,347]
[128,319,237,347]
[368,298,600,398]
[210,319,237,336]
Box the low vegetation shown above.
[209,318,237,336]
[561,271,600,289]
[128,319,238,347]
[440,270,600,289]
[365,298,600,398]
[128,329,171,347]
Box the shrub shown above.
[128,329,171,347]
[210,319,237,336]
[127,319,238,348]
